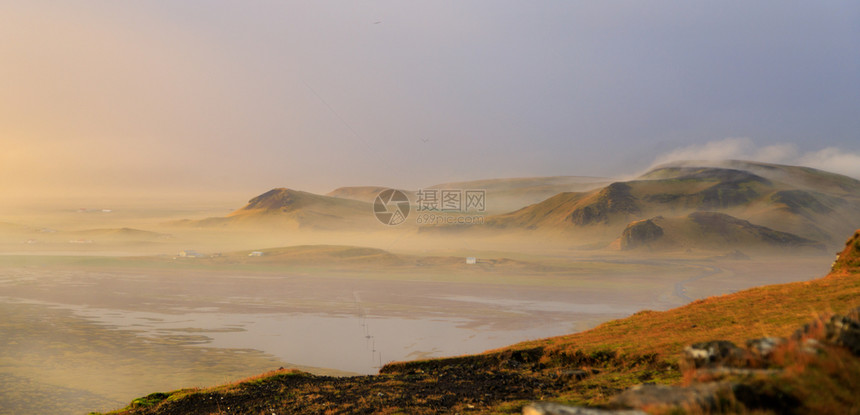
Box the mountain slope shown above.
[483,161,860,248]
[659,159,860,195]
[325,186,415,204]
[614,212,825,252]
[173,188,379,230]
[326,176,610,214]
[427,176,610,213]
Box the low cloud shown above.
[651,138,860,179]
[798,148,860,179]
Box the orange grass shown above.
[513,232,860,363]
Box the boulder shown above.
[746,337,785,359]
[611,382,734,411]
[824,308,860,355]
[523,402,646,415]
[792,307,860,356]
[619,219,663,250]
[683,340,749,368]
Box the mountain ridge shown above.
[171,188,378,230]
[614,212,825,252]
[478,160,860,249]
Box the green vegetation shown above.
[129,393,171,409]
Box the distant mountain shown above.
[613,212,825,252]
[326,186,415,204]
[651,159,860,195]
[484,182,636,231]
[483,161,860,248]
[174,188,378,230]
[326,176,610,213]
[171,162,860,245]
[426,176,610,213]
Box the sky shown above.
[1,1,858,200]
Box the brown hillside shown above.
[479,161,860,248]
[615,212,824,253]
[326,186,415,204]
[172,188,379,230]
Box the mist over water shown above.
[0,2,857,414]
[0,238,833,415]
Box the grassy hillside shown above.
[480,161,860,249]
[326,186,416,204]
[163,162,860,248]
[660,160,860,195]
[325,176,609,213]
[96,230,860,414]
[427,176,610,213]
[171,188,380,230]
[520,234,858,359]
[614,212,824,253]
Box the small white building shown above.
[248,251,264,257]
[179,250,205,258]
[465,257,477,265]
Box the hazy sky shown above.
[1,1,858,199]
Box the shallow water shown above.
[0,255,828,415]
[64,305,588,375]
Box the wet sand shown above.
[0,253,829,415]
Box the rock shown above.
[523,402,647,415]
[731,381,801,413]
[792,307,860,356]
[619,219,663,250]
[684,340,749,368]
[746,337,785,359]
[848,307,860,321]
[801,338,822,354]
[568,182,639,226]
[824,310,860,355]
[611,382,734,411]
[695,367,782,378]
